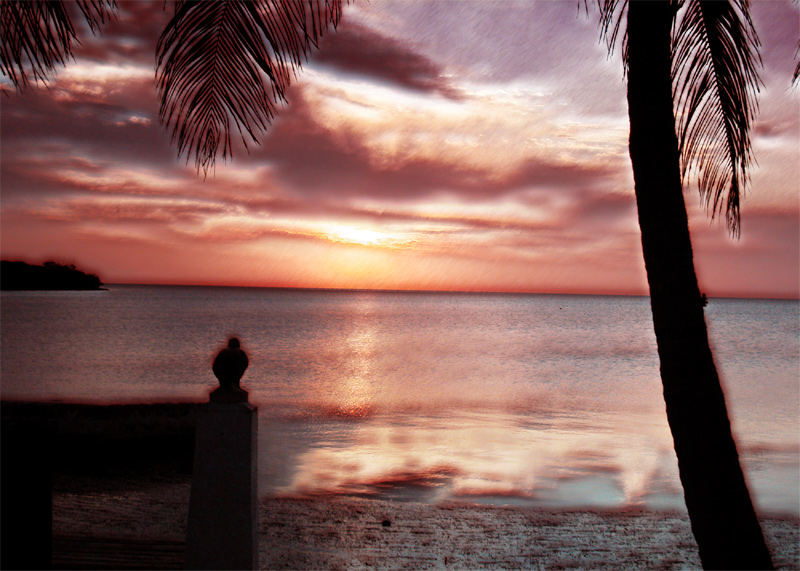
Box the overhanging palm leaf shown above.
[0,0,116,91]
[672,0,761,236]
[599,0,761,237]
[597,0,629,70]
[156,0,343,174]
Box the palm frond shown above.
[0,0,116,91]
[156,0,343,174]
[597,0,629,71]
[672,0,761,236]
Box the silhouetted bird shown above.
[212,338,249,391]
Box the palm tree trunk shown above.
[625,2,773,569]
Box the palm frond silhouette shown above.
[156,0,342,173]
[1,0,116,91]
[672,0,761,236]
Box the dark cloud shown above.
[508,160,617,195]
[1,77,176,200]
[754,115,798,138]
[567,189,636,227]
[72,1,171,66]
[315,20,461,99]
[24,200,226,225]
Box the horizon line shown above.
[101,282,800,301]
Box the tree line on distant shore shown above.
[1,260,103,291]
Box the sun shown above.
[329,225,388,246]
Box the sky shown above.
[1,0,798,298]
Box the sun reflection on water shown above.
[334,297,379,418]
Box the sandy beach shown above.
[51,471,799,570]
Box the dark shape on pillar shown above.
[210,337,249,403]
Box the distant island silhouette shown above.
[1,260,104,291]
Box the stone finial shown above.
[210,337,249,403]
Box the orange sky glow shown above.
[1,1,798,298]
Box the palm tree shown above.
[1,0,343,173]
[599,0,772,568]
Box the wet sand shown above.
[52,473,799,570]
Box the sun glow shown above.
[328,225,391,246]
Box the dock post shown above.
[185,401,258,570]
[186,338,257,570]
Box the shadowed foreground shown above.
[7,402,797,569]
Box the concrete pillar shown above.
[185,401,258,570]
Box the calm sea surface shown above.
[2,285,797,515]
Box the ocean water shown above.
[1,285,797,515]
